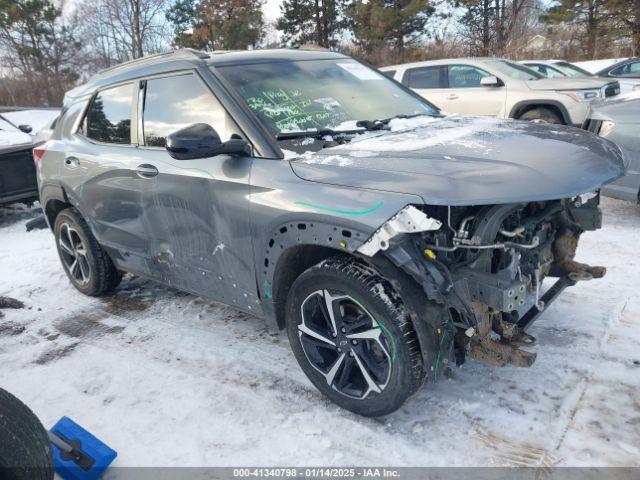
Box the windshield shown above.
[215,59,437,136]
[554,62,594,77]
[486,60,543,80]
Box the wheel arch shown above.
[509,100,570,125]
[41,182,71,229]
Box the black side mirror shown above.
[166,123,251,160]
[18,124,32,134]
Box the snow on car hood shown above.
[0,120,33,149]
[289,115,626,206]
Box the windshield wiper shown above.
[276,128,365,140]
[355,113,433,131]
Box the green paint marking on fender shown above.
[433,331,448,381]
[294,201,383,216]
[263,279,273,299]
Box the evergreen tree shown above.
[456,0,529,56]
[276,0,346,47]
[605,0,640,56]
[167,0,264,50]
[541,0,612,59]
[0,0,80,105]
[348,0,435,57]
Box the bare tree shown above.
[78,0,170,71]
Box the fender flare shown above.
[508,100,571,125]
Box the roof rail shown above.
[95,48,210,77]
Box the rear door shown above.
[126,72,256,307]
[402,65,448,109]
[70,82,152,273]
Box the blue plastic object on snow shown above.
[49,416,117,480]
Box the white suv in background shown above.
[380,58,620,125]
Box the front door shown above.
[129,72,257,309]
[441,64,506,116]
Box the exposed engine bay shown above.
[357,192,606,369]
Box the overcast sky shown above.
[263,0,282,23]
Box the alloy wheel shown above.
[58,223,91,286]
[298,289,393,399]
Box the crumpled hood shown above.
[289,116,626,206]
[525,77,615,91]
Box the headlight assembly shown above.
[558,89,601,102]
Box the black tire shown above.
[54,208,122,296]
[0,389,54,480]
[285,257,424,416]
[518,107,564,124]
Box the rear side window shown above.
[381,70,396,78]
[611,61,640,75]
[81,83,134,144]
[142,74,237,147]
[447,65,491,88]
[404,66,445,88]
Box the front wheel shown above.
[518,107,564,124]
[285,257,425,416]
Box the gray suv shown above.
[37,49,625,416]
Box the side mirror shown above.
[166,123,251,160]
[18,124,33,134]
[480,76,501,87]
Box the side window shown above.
[142,74,238,147]
[610,63,638,76]
[404,66,445,89]
[527,64,545,75]
[448,65,491,88]
[381,70,396,79]
[81,83,134,144]
[628,61,640,73]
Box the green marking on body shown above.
[294,201,383,216]
[433,331,448,381]
[263,279,272,299]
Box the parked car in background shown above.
[0,114,40,205]
[595,57,640,78]
[573,58,629,74]
[584,92,640,203]
[521,60,640,93]
[380,58,620,125]
[37,48,625,416]
[520,60,592,78]
[2,109,60,143]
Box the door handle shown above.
[135,164,158,178]
[447,94,459,100]
[64,156,80,169]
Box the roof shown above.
[65,48,347,102]
[379,57,503,70]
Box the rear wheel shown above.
[54,208,122,296]
[285,257,425,416]
[518,107,564,124]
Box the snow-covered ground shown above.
[0,199,639,470]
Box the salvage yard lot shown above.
[0,198,639,469]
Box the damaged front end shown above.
[357,193,605,369]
